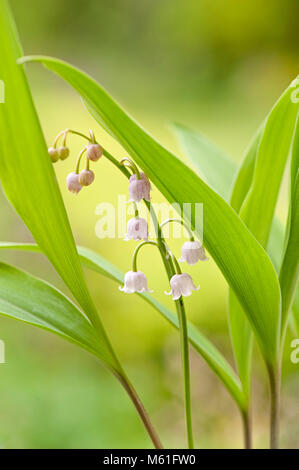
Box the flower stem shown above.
[116,372,163,449]
[174,297,194,449]
[146,206,194,448]
[75,146,87,174]
[73,140,194,448]
[267,363,281,449]
[160,218,195,241]
[241,408,252,449]
[132,240,159,272]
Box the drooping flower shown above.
[48,147,59,163]
[86,143,103,161]
[58,146,70,160]
[79,169,95,186]
[124,217,148,241]
[165,273,200,300]
[119,270,153,293]
[179,241,208,265]
[66,172,82,194]
[128,172,151,202]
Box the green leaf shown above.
[0,0,119,371]
[0,241,246,410]
[0,262,104,359]
[229,80,299,391]
[279,170,299,334]
[279,112,299,335]
[172,123,236,200]
[20,55,282,366]
[230,130,262,213]
[293,290,299,336]
[240,85,298,247]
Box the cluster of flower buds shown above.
[48,145,69,163]
[67,142,102,194]
[48,129,103,195]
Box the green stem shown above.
[75,147,87,174]
[241,408,252,449]
[174,297,194,448]
[59,133,194,448]
[267,363,281,449]
[146,206,194,449]
[160,218,195,241]
[120,157,141,179]
[132,240,159,272]
[116,372,163,449]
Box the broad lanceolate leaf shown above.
[0,262,104,359]
[20,55,281,366]
[293,290,299,336]
[240,84,299,247]
[0,1,119,371]
[280,171,299,335]
[230,130,261,213]
[279,113,299,336]
[0,242,246,410]
[229,80,299,391]
[172,123,236,200]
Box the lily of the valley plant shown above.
[0,0,298,449]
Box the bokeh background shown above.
[0,0,298,448]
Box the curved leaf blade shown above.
[280,170,299,334]
[172,123,236,200]
[229,80,299,390]
[0,1,119,371]
[0,262,104,359]
[0,242,246,410]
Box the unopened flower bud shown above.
[165,273,200,300]
[119,270,153,294]
[124,217,148,241]
[86,144,103,161]
[66,172,82,194]
[179,241,208,265]
[48,147,59,163]
[128,172,151,202]
[58,146,70,160]
[79,169,95,186]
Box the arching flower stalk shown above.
[48,127,209,449]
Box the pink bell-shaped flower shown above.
[119,270,153,294]
[179,241,208,265]
[124,217,148,241]
[66,172,82,194]
[128,172,151,202]
[165,273,200,300]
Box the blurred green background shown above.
[0,0,298,448]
